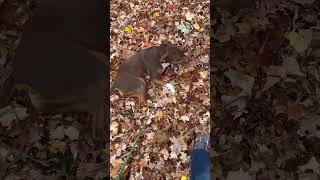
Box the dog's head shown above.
[160,41,191,64]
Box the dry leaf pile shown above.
[212,0,320,179]
[110,0,210,179]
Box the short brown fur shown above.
[0,0,107,145]
[112,41,191,106]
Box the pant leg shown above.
[190,149,210,180]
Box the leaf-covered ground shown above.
[110,0,210,179]
[212,0,320,179]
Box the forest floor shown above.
[212,0,320,179]
[110,0,210,179]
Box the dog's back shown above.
[3,0,106,101]
[0,0,107,141]
[22,0,105,52]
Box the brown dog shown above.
[0,0,106,145]
[111,41,191,106]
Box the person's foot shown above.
[194,132,209,151]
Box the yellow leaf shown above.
[49,140,66,153]
[138,159,148,167]
[124,26,132,33]
[193,23,200,30]
[132,9,137,15]
[284,31,308,53]
[110,121,118,134]
[199,71,208,79]
[155,110,164,120]
[185,11,195,21]
[154,12,160,17]
[181,176,188,180]
[205,37,210,45]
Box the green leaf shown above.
[284,30,312,53]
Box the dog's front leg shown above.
[150,70,167,86]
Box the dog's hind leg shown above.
[135,81,154,107]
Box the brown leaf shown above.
[110,159,123,177]
[287,102,304,120]
[77,162,108,179]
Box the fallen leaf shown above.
[287,102,304,120]
[171,95,177,103]
[110,158,123,177]
[0,146,8,159]
[153,12,160,17]
[199,71,208,79]
[139,158,148,167]
[175,21,192,35]
[298,114,320,137]
[224,69,255,96]
[262,76,282,92]
[18,126,42,146]
[160,149,169,160]
[64,126,79,140]
[214,21,235,42]
[226,168,251,180]
[49,126,65,140]
[299,157,320,174]
[193,23,200,30]
[49,140,66,153]
[0,111,15,128]
[299,29,313,45]
[155,110,164,120]
[298,172,319,180]
[14,107,28,120]
[282,56,305,76]
[236,22,252,34]
[180,115,190,122]
[165,83,175,94]
[264,65,287,79]
[284,31,310,53]
[185,11,195,21]
[110,121,119,134]
[146,132,155,140]
[77,162,108,179]
[170,151,178,159]
[179,152,188,164]
[124,26,132,33]
[291,0,315,5]
[199,55,209,63]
